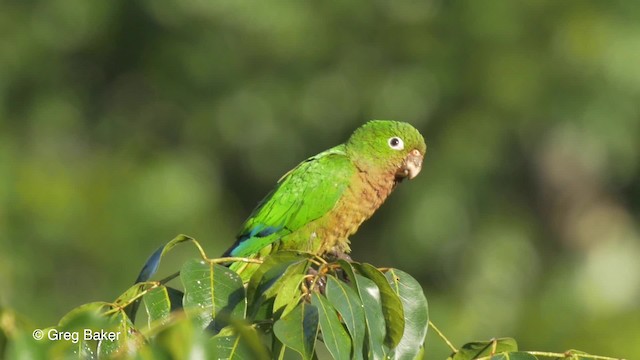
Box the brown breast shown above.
[317,169,398,254]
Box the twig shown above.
[207,256,263,264]
[474,350,626,360]
[528,351,626,360]
[429,320,457,353]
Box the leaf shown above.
[272,336,303,360]
[246,252,307,300]
[114,283,152,308]
[43,303,144,359]
[57,302,112,328]
[324,275,365,360]
[43,303,115,359]
[261,259,310,302]
[96,310,145,358]
[166,287,185,312]
[338,260,389,360]
[273,302,319,360]
[246,252,311,319]
[135,234,201,284]
[354,274,389,360]
[145,316,217,360]
[117,281,174,327]
[250,257,310,322]
[211,335,255,360]
[354,263,405,349]
[211,321,270,360]
[126,234,204,321]
[181,258,246,333]
[385,268,429,360]
[143,286,174,327]
[449,338,519,360]
[273,273,305,318]
[311,292,351,360]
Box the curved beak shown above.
[396,149,424,180]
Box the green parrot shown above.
[223,120,426,280]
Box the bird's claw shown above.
[305,267,327,294]
[324,250,352,263]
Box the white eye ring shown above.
[388,136,404,150]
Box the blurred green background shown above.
[1,0,639,358]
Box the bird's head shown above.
[346,120,426,182]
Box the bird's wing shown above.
[223,145,354,257]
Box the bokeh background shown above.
[2,0,639,358]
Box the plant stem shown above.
[475,351,626,360]
[429,320,457,353]
[527,351,626,360]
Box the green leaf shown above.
[246,252,307,300]
[337,260,390,359]
[145,316,217,360]
[57,302,112,327]
[261,259,310,302]
[272,336,303,360]
[211,335,255,360]
[96,310,145,358]
[385,268,429,360]
[449,338,519,360]
[38,303,142,359]
[135,234,203,284]
[273,302,319,360]
[246,252,311,319]
[354,263,405,349]
[250,257,309,322]
[181,258,246,332]
[143,286,173,327]
[354,274,389,360]
[42,302,143,359]
[273,273,305,318]
[311,292,351,360]
[211,321,270,360]
[126,234,205,322]
[114,283,151,309]
[324,275,365,360]
[37,303,113,359]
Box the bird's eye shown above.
[388,137,404,150]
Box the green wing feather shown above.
[223,145,355,258]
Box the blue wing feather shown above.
[222,145,353,258]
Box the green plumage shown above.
[223,120,426,280]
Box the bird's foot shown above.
[305,267,327,294]
[324,250,352,263]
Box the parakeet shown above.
[223,120,426,280]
